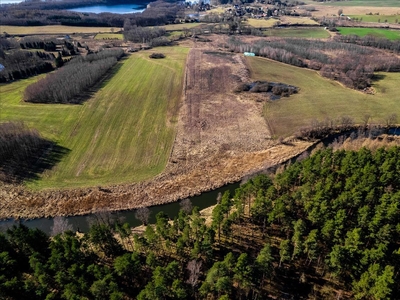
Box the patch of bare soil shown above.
[0,41,314,220]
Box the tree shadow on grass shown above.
[0,140,70,184]
[371,73,386,83]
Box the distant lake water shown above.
[0,0,24,4]
[67,3,146,14]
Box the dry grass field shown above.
[280,16,319,25]
[163,23,201,31]
[304,4,400,18]
[246,56,400,137]
[247,18,279,28]
[1,25,120,35]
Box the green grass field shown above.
[349,14,400,23]
[0,25,120,35]
[94,33,124,40]
[337,27,400,40]
[264,27,330,38]
[0,46,189,188]
[246,57,400,137]
[167,31,184,40]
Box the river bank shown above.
[0,140,314,220]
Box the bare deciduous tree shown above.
[362,114,371,126]
[135,207,151,225]
[187,259,202,291]
[340,115,354,129]
[51,216,73,236]
[386,113,397,126]
[216,192,222,204]
[180,198,193,214]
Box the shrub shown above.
[149,53,165,59]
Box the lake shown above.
[67,3,146,14]
[0,0,147,14]
[0,0,24,4]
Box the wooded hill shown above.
[0,146,399,299]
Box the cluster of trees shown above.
[235,80,299,97]
[0,50,54,83]
[211,147,400,298]
[0,122,49,182]
[149,52,166,59]
[19,37,57,51]
[1,146,399,298]
[123,25,166,43]
[24,49,124,104]
[226,37,400,90]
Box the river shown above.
[1,182,241,235]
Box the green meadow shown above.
[349,14,400,23]
[0,46,189,188]
[246,56,400,137]
[337,27,400,40]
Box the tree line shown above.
[335,34,400,53]
[19,37,58,51]
[1,145,399,299]
[226,36,400,90]
[24,49,124,104]
[0,50,55,83]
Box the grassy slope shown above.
[264,27,330,38]
[0,46,188,188]
[246,56,400,137]
[337,27,400,40]
[0,25,119,35]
